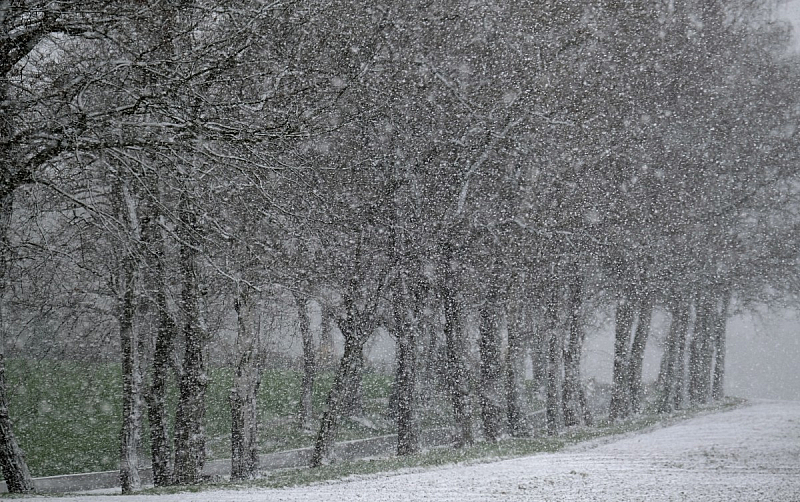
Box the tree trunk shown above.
[545,287,563,435]
[394,279,419,456]
[0,190,34,494]
[673,296,692,410]
[113,176,143,494]
[441,281,473,447]
[297,297,316,431]
[342,347,364,417]
[230,288,262,481]
[118,252,142,493]
[562,277,586,427]
[0,355,33,494]
[319,304,336,371]
[656,296,689,414]
[505,302,527,436]
[689,293,714,405]
[172,207,208,485]
[141,196,177,487]
[609,295,635,420]
[479,289,504,442]
[711,290,730,401]
[310,317,371,467]
[626,295,654,415]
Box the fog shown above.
[583,307,800,401]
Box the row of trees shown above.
[1,0,799,494]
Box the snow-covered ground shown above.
[23,400,800,502]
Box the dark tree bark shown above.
[609,294,635,420]
[112,176,143,494]
[441,279,473,447]
[544,287,563,435]
[0,118,34,498]
[656,296,690,414]
[562,277,587,427]
[394,277,419,456]
[318,304,336,371]
[0,354,33,494]
[505,302,527,436]
[172,206,208,485]
[297,296,316,431]
[711,291,730,401]
[140,188,177,487]
[689,292,714,405]
[626,294,654,415]
[310,263,379,468]
[310,316,371,467]
[342,347,364,418]
[118,257,141,493]
[672,296,693,410]
[479,288,504,441]
[230,288,262,481]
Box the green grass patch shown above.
[7,359,395,478]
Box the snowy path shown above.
[22,400,800,502]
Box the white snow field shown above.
[24,400,800,502]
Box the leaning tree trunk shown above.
[609,294,635,421]
[230,287,262,481]
[310,313,371,467]
[441,281,473,447]
[172,208,209,485]
[0,190,34,494]
[479,288,504,442]
[563,277,587,427]
[626,295,654,415]
[297,297,316,432]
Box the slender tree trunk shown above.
[0,190,34,493]
[441,281,472,447]
[230,288,262,481]
[505,302,527,436]
[609,294,635,420]
[479,289,504,441]
[656,296,689,414]
[118,253,142,493]
[673,297,693,410]
[711,290,730,401]
[297,297,316,431]
[689,292,714,405]
[173,207,208,485]
[562,277,586,427]
[394,279,419,455]
[627,295,654,415]
[319,304,336,371]
[545,287,563,435]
